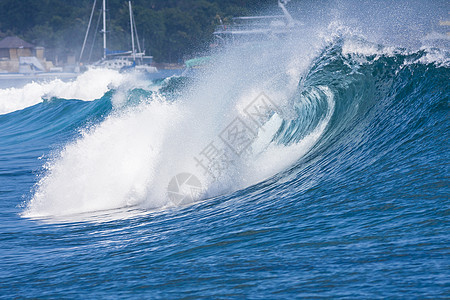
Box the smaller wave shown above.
[0,69,132,115]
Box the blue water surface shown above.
[0,40,449,298]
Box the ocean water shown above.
[0,25,449,298]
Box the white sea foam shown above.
[0,69,128,115]
[25,89,331,217]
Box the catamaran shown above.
[213,0,301,46]
[80,0,157,73]
[183,0,301,73]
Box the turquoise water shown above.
[0,34,449,298]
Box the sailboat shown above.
[80,0,157,73]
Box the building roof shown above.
[0,36,35,49]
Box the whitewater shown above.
[1,2,449,298]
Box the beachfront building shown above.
[0,36,54,73]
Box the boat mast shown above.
[129,1,136,61]
[79,0,97,63]
[102,0,107,59]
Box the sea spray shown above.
[24,37,325,216]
